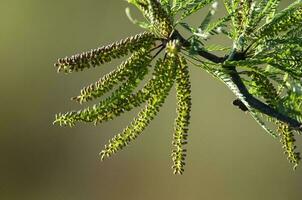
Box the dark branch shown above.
[173,30,302,130]
[152,45,165,59]
[172,30,225,63]
[226,65,302,130]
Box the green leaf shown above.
[178,0,215,21]
[255,1,302,39]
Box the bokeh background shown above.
[0,0,301,199]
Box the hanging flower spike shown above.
[172,55,192,175]
[54,32,155,73]
[72,48,153,104]
[148,0,173,38]
[54,48,153,126]
[55,52,182,128]
[100,54,178,160]
[277,123,301,169]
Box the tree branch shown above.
[226,66,302,130]
[174,30,302,130]
[172,30,225,63]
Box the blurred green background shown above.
[0,0,301,199]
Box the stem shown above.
[172,30,225,63]
[226,66,302,130]
[152,45,165,59]
[173,30,302,130]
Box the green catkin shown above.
[54,32,155,73]
[54,56,177,126]
[246,71,301,168]
[73,48,152,104]
[172,56,192,175]
[99,54,178,160]
[148,0,174,38]
[277,123,301,169]
[233,0,245,33]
